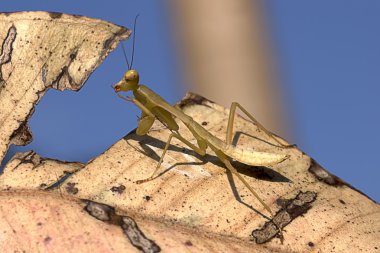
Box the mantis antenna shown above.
[122,14,140,70]
[121,43,130,70]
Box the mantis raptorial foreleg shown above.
[136,131,207,184]
[136,113,155,136]
[117,93,154,117]
[226,102,292,147]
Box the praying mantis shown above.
[113,18,292,238]
[113,69,290,217]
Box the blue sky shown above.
[1,1,379,202]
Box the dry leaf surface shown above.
[0,11,130,162]
[0,191,143,253]
[0,151,83,190]
[1,93,379,252]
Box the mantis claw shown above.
[116,92,133,102]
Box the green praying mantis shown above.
[113,18,292,238]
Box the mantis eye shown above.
[124,69,140,84]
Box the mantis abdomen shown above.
[222,144,288,166]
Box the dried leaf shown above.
[0,11,130,163]
[2,92,379,252]
[0,191,142,252]
[0,151,83,190]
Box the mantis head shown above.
[113,69,140,93]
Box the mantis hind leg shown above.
[211,146,283,239]
[226,102,292,147]
[212,147,273,216]
[136,132,207,184]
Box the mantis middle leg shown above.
[136,131,208,184]
[226,102,292,147]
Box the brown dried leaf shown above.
[0,11,130,163]
[0,191,141,252]
[0,151,83,190]
[2,92,379,252]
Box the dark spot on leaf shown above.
[44,236,52,244]
[85,201,113,221]
[103,38,113,50]
[65,182,78,195]
[110,185,126,194]
[184,240,193,246]
[69,52,77,60]
[9,121,32,146]
[49,12,63,19]
[84,200,161,252]
[308,159,345,186]
[122,216,161,253]
[309,160,377,203]
[252,191,317,244]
